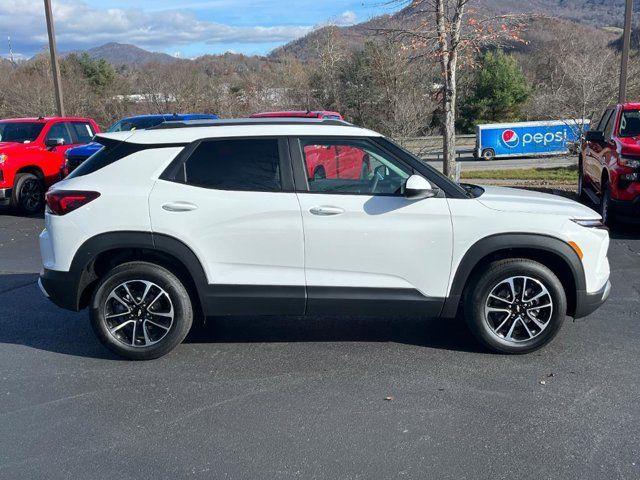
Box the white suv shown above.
[38,118,611,360]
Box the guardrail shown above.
[396,134,476,160]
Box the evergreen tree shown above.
[459,50,530,132]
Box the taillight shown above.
[46,190,100,215]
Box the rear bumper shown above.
[39,268,82,311]
[574,280,611,319]
[0,187,12,206]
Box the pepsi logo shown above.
[501,129,519,148]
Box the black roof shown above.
[148,117,354,130]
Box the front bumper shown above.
[0,187,12,206]
[39,268,83,311]
[574,280,611,319]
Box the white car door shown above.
[292,137,453,316]
[149,137,305,314]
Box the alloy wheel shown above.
[103,280,174,348]
[484,276,553,343]
[20,179,43,211]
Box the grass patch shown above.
[461,166,578,182]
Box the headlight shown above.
[572,218,607,229]
[619,156,640,168]
[0,153,6,164]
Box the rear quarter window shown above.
[66,139,186,179]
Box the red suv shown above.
[580,103,640,225]
[0,117,100,213]
[250,111,370,180]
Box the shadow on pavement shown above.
[0,273,120,360]
[608,222,640,240]
[0,207,44,219]
[0,273,483,359]
[186,312,483,354]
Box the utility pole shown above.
[43,0,65,116]
[619,0,634,103]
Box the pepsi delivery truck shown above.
[475,120,589,160]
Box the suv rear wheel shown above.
[11,173,44,213]
[89,261,193,360]
[464,259,566,354]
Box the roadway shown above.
[0,209,638,479]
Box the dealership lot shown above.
[0,212,638,479]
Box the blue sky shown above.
[0,0,403,59]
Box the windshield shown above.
[619,110,640,137]
[107,117,164,132]
[0,122,45,143]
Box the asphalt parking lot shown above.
[0,210,638,480]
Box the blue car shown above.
[61,113,219,177]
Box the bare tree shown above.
[310,27,348,111]
[382,0,527,178]
[520,18,620,131]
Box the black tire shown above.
[464,258,567,354]
[481,148,495,161]
[577,157,587,202]
[11,173,45,213]
[600,181,616,228]
[89,261,193,360]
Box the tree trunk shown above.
[435,0,460,180]
[442,66,457,179]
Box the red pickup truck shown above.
[0,117,99,213]
[579,103,640,225]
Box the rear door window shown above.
[69,122,96,144]
[182,138,282,192]
[46,123,73,145]
[596,109,613,131]
[603,111,617,140]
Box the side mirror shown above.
[585,130,605,144]
[45,137,65,148]
[404,174,439,200]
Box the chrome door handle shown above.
[309,206,344,216]
[162,201,198,212]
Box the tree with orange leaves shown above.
[382,0,528,177]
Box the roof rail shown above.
[148,117,354,130]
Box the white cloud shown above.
[0,0,313,56]
[333,10,358,26]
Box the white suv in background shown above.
[38,118,611,360]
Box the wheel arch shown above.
[70,232,208,314]
[15,165,45,181]
[441,233,585,319]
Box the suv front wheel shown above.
[464,259,566,354]
[89,261,193,360]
